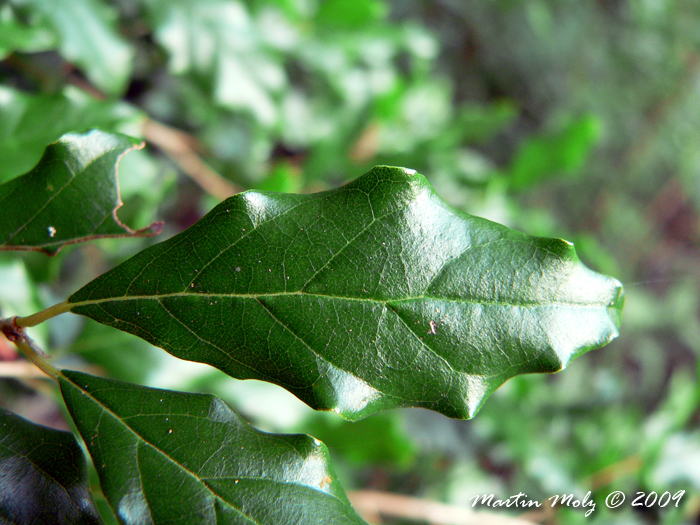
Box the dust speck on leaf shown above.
[47,226,57,238]
[428,320,438,335]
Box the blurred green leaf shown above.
[59,370,367,525]
[256,161,302,193]
[140,0,284,125]
[457,101,518,144]
[12,0,133,94]
[67,322,162,384]
[0,4,57,58]
[506,114,602,191]
[0,257,48,348]
[304,412,416,468]
[0,86,143,182]
[0,408,104,525]
[651,431,700,491]
[0,130,162,255]
[67,166,622,421]
[315,0,387,31]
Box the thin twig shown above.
[1,317,59,379]
[65,66,241,201]
[584,455,642,490]
[141,119,241,200]
[348,490,538,525]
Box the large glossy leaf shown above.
[0,129,162,255]
[67,166,623,420]
[59,370,367,525]
[0,86,142,182]
[0,408,104,525]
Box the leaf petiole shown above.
[14,301,72,328]
[1,317,60,379]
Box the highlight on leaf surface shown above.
[66,166,624,421]
[59,370,367,525]
[0,408,104,525]
[0,129,163,255]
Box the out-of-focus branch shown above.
[141,118,241,200]
[68,64,241,200]
[584,454,642,490]
[348,490,538,525]
[0,361,47,379]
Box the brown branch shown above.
[348,490,539,525]
[141,119,241,200]
[584,454,642,490]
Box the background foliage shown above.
[1,0,699,523]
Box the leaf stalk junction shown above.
[1,314,60,379]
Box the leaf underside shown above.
[0,408,104,525]
[68,166,623,420]
[0,129,162,255]
[59,370,367,525]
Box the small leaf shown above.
[0,408,104,525]
[0,129,163,255]
[67,166,623,420]
[59,370,367,525]
[0,86,143,182]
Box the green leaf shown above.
[0,408,104,525]
[139,0,284,126]
[506,114,602,190]
[59,370,367,525]
[256,161,303,194]
[0,4,57,58]
[15,0,133,94]
[315,0,387,31]
[67,166,623,420]
[0,129,163,255]
[0,86,143,182]
[304,412,417,468]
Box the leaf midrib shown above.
[68,290,612,310]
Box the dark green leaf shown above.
[19,0,133,94]
[59,370,367,525]
[0,87,142,182]
[67,166,623,420]
[0,408,104,525]
[0,129,163,255]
